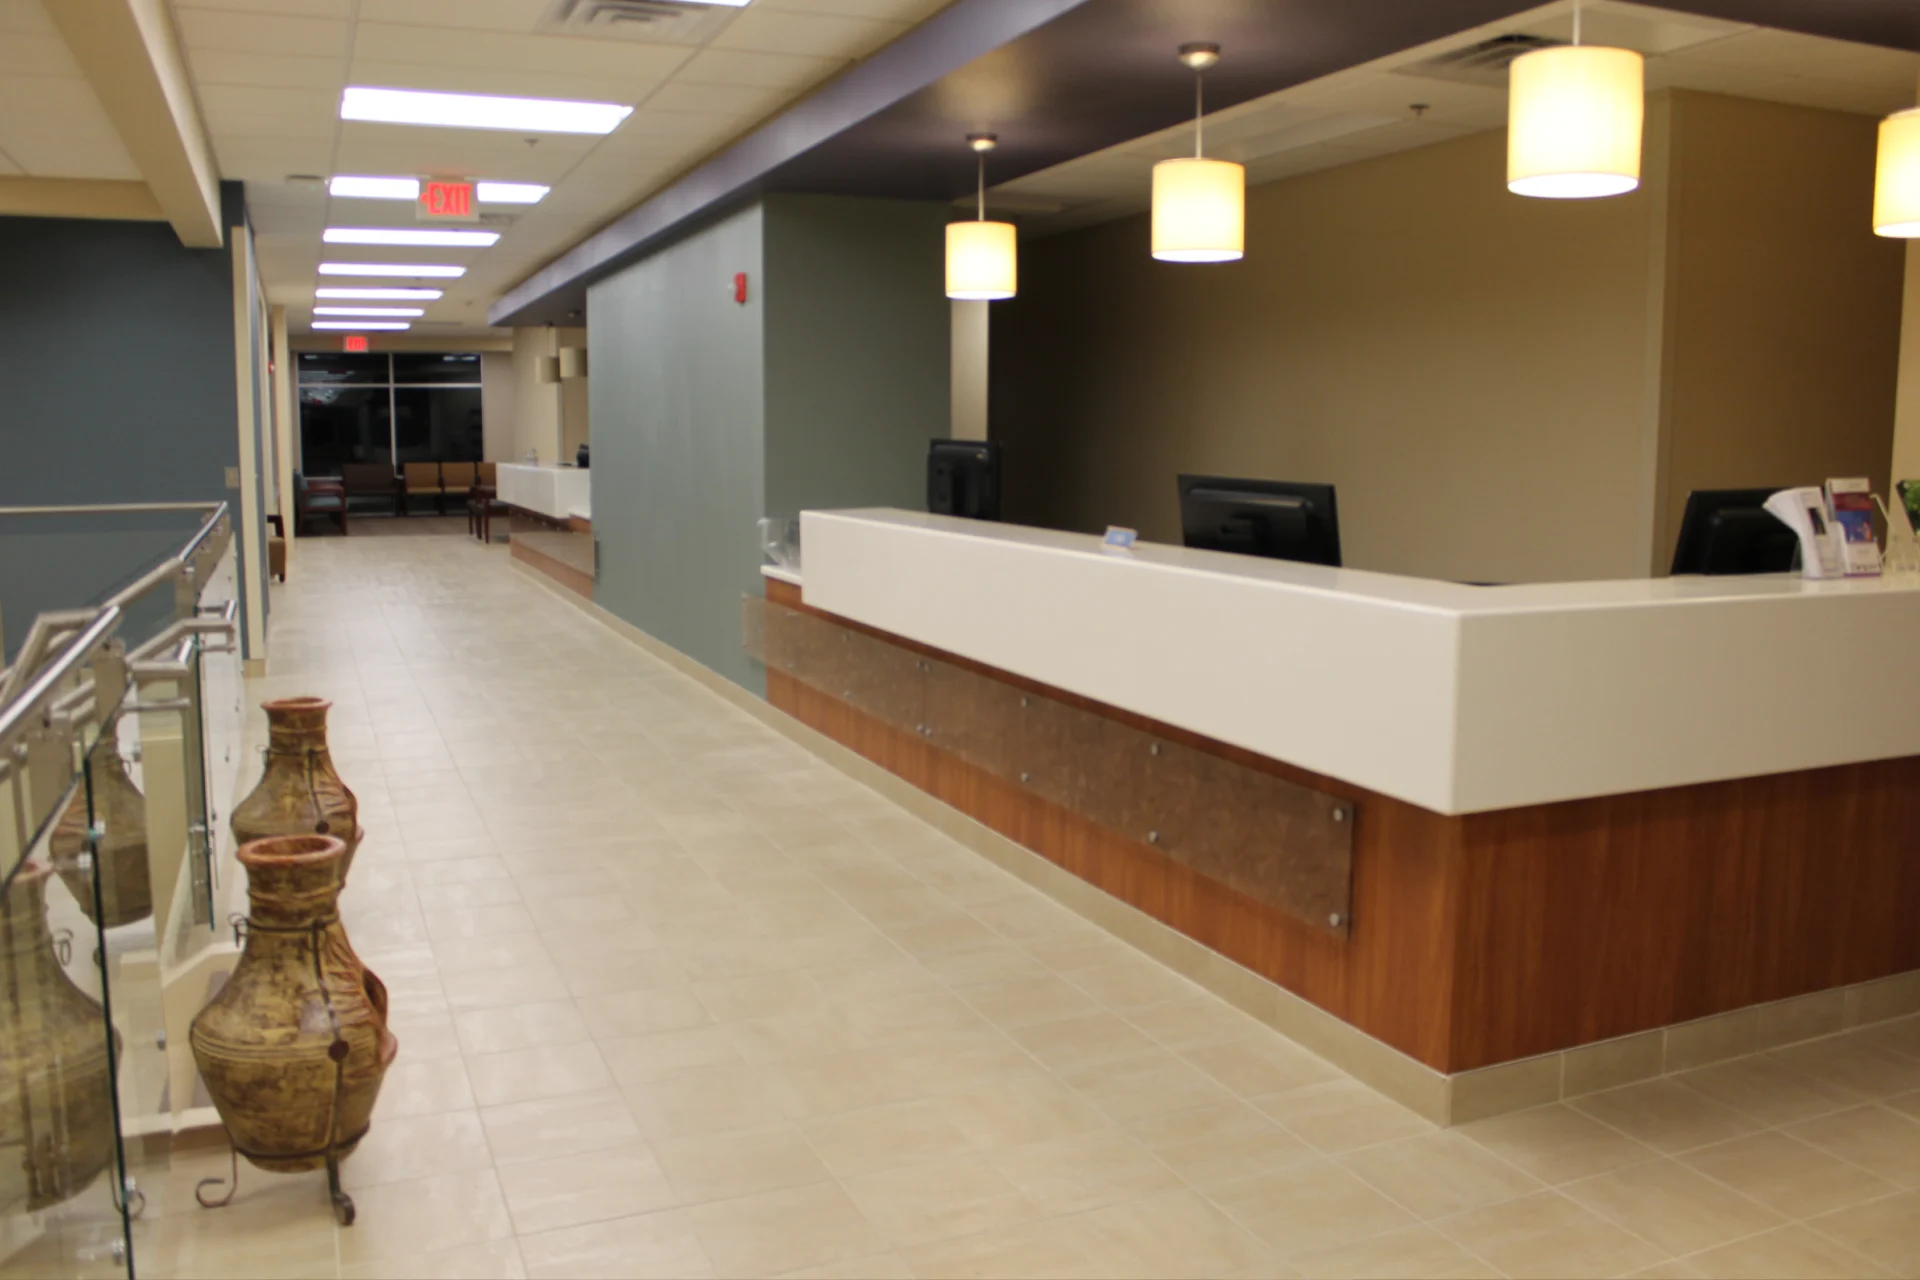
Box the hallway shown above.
[146,534,1920,1280]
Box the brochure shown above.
[1824,478,1881,576]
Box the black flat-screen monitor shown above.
[1178,474,1341,567]
[1670,488,1797,575]
[928,439,1001,521]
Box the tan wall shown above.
[559,326,590,462]
[994,91,1905,584]
[994,126,1665,584]
[1893,246,1920,486]
[511,325,561,463]
[1653,92,1904,566]
[480,351,516,462]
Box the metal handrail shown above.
[0,605,122,751]
[0,502,233,757]
[0,502,224,517]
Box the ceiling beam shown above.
[0,177,163,221]
[46,0,223,248]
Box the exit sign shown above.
[418,180,477,222]
[343,335,369,353]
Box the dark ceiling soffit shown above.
[491,0,1920,328]
[489,0,1089,326]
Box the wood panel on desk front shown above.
[766,579,1920,1073]
[765,577,1466,1069]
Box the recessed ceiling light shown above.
[314,306,426,317]
[312,321,411,331]
[476,181,549,204]
[319,262,466,278]
[329,175,420,200]
[316,287,443,300]
[324,227,499,247]
[341,86,633,135]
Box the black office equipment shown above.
[1178,474,1342,567]
[1670,488,1797,575]
[927,439,1001,521]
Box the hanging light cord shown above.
[1194,67,1205,158]
[977,149,986,221]
[1572,0,1582,46]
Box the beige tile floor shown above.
[133,532,1920,1279]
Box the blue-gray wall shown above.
[590,203,768,691]
[588,195,949,691]
[763,196,951,523]
[0,185,246,660]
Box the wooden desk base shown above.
[765,578,1920,1075]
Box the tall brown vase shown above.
[49,721,152,928]
[0,861,119,1213]
[190,834,397,1175]
[232,697,362,878]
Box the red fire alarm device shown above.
[733,272,749,304]
[419,180,477,222]
[343,335,370,353]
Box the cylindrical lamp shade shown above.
[1151,157,1245,262]
[1507,45,1644,199]
[945,221,1017,300]
[1874,107,1920,237]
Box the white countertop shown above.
[497,463,591,521]
[797,508,1920,814]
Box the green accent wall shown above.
[588,195,949,691]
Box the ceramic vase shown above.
[189,834,397,1174]
[0,861,119,1212]
[49,722,152,928]
[232,697,362,879]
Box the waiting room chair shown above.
[293,471,348,536]
[401,462,443,516]
[440,462,478,511]
[342,463,401,516]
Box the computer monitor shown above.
[1178,474,1341,567]
[1670,488,1798,575]
[927,439,1001,521]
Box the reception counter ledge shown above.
[756,509,1920,1119]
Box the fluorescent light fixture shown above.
[329,175,419,200]
[319,262,466,278]
[315,287,443,300]
[324,227,498,247]
[312,321,411,331]
[314,306,426,317]
[341,86,633,135]
[476,181,549,204]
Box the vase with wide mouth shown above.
[232,697,362,878]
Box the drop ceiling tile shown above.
[204,109,338,140]
[174,7,352,56]
[332,121,593,178]
[0,31,80,76]
[172,0,354,15]
[199,83,339,117]
[361,0,550,33]
[351,22,691,83]
[343,59,662,104]
[710,8,907,60]
[0,79,139,178]
[673,46,843,90]
[632,80,791,120]
[755,0,947,23]
[210,135,334,178]
[187,48,347,90]
[0,0,56,36]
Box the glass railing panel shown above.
[0,715,133,1278]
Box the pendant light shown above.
[1873,106,1920,237]
[946,133,1017,300]
[1152,43,1244,263]
[1506,0,1643,199]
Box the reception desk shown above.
[496,462,591,523]
[756,508,1920,1117]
